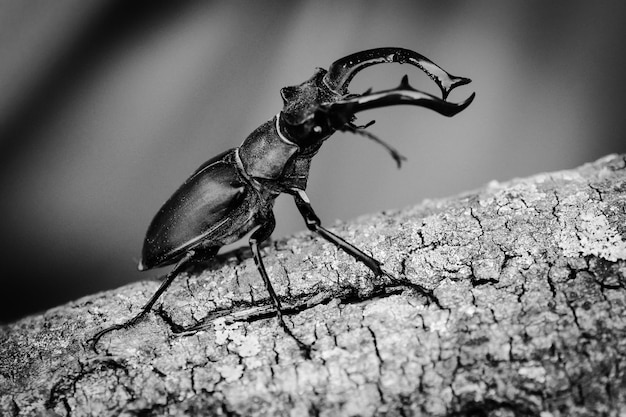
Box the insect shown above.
[91,47,474,352]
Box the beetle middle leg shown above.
[249,216,312,356]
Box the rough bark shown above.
[2,154,626,417]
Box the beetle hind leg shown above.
[249,217,312,357]
[89,250,201,352]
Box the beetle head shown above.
[278,68,340,152]
[278,48,475,156]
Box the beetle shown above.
[91,47,474,352]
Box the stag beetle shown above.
[92,47,474,352]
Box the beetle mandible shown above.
[92,47,475,352]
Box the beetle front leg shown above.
[249,217,312,356]
[290,189,445,307]
[289,189,391,279]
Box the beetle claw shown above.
[323,47,472,99]
[399,74,411,89]
[326,75,474,120]
[310,68,473,167]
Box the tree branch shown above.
[2,154,625,416]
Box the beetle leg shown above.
[290,189,447,308]
[290,188,390,279]
[249,217,312,356]
[90,249,201,352]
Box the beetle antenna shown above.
[342,122,407,168]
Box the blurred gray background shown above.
[1,1,625,322]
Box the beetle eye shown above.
[280,86,297,102]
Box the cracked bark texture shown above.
[2,154,626,417]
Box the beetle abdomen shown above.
[140,150,250,269]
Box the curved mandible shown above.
[323,47,471,100]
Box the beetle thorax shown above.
[237,117,300,182]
